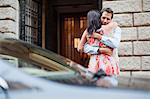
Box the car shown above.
[0,59,150,99]
[0,38,150,99]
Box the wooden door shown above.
[60,14,89,67]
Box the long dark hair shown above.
[87,10,101,35]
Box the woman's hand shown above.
[93,33,102,40]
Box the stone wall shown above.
[0,0,19,67]
[103,0,150,78]
[0,0,19,39]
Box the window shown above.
[19,0,42,46]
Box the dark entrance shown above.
[51,0,102,67]
[60,13,89,66]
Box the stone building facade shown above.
[0,0,150,77]
[0,0,19,39]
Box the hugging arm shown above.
[84,43,113,56]
[83,26,121,55]
[77,29,87,52]
[77,28,116,56]
[100,27,121,48]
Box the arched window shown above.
[19,0,42,46]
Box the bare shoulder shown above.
[83,29,88,35]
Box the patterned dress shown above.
[86,30,120,76]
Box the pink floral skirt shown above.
[88,54,119,76]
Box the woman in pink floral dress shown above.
[78,9,121,87]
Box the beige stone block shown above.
[129,72,150,90]
[0,20,16,33]
[134,12,150,26]
[103,0,142,13]
[143,0,150,11]
[113,14,133,27]
[119,71,131,77]
[142,56,150,70]
[0,8,16,21]
[134,41,150,55]
[0,0,18,9]
[119,42,133,56]
[132,71,150,78]
[138,26,150,40]
[121,27,137,41]
[119,57,141,70]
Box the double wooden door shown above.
[60,14,89,67]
